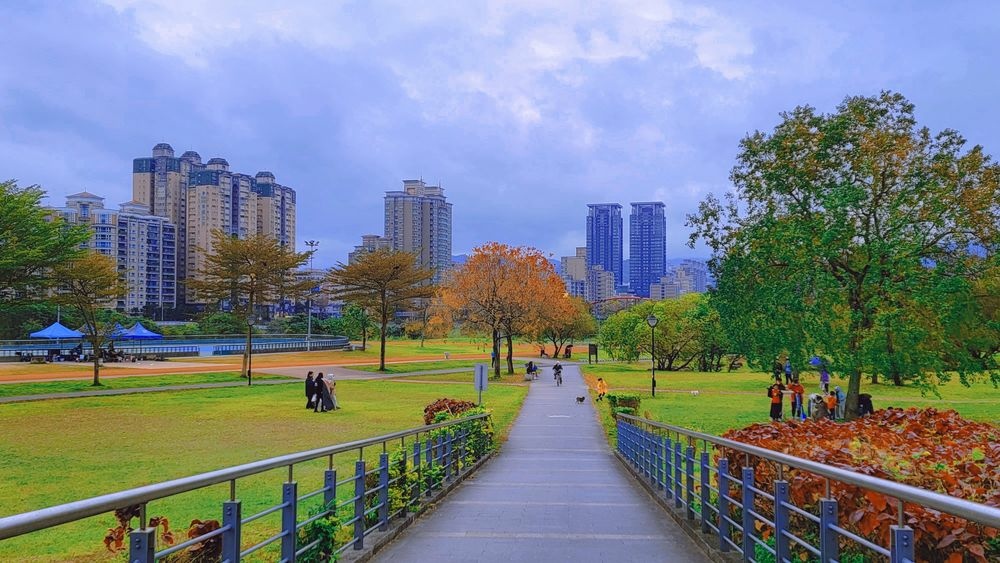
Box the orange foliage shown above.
[720,408,998,562]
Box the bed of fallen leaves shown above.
[719,408,999,563]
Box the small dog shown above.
[575,396,586,404]
[690,390,700,397]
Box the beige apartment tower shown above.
[384,180,452,282]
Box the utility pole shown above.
[305,240,320,351]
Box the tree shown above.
[688,92,1000,418]
[535,296,596,359]
[0,180,89,303]
[443,243,564,376]
[327,250,435,371]
[52,252,127,386]
[341,303,373,348]
[198,311,249,335]
[188,231,313,380]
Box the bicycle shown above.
[556,371,563,386]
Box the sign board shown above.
[588,343,599,364]
[474,363,488,405]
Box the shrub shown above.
[607,393,641,410]
[719,408,999,563]
[613,406,636,417]
[422,398,477,425]
[297,500,341,563]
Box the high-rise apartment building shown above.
[586,204,623,289]
[629,202,666,298]
[50,194,176,314]
[133,143,296,305]
[560,247,588,299]
[384,180,452,282]
[676,259,709,293]
[348,234,391,264]
[586,265,616,302]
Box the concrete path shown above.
[371,364,709,563]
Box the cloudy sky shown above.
[2,1,998,267]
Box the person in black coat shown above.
[305,372,316,409]
[314,373,335,412]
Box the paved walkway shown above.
[372,364,708,563]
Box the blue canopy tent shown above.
[29,322,84,339]
[123,323,163,356]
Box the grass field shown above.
[581,362,1000,437]
[0,372,292,398]
[0,378,528,561]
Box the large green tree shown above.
[52,252,127,386]
[688,92,1000,418]
[188,231,313,381]
[327,250,435,371]
[0,180,89,306]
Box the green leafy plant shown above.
[607,393,641,410]
[297,500,341,563]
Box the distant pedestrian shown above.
[788,378,805,418]
[329,374,341,410]
[784,359,793,385]
[305,371,316,409]
[825,391,838,420]
[835,386,846,419]
[596,377,608,402]
[819,367,830,393]
[772,359,783,382]
[314,373,334,412]
[768,381,785,421]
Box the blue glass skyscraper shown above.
[586,204,623,290]
[629,202,666,298]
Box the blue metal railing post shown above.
[774,480,790,563]
[686,444,695,520]
[644,429,652,482]
[378,452,389,531]
[221,500,241,563]
[129,527,155,563]
[664,435,673,500]
[281,480,298,562]
[324,469,337,507]
[459,428,467,472]
[741,467,754,560]
[424,439,433,496]
[413,440,422,502]
[659,434,667,492]
[436,436,444,485]
[820,498,839,563]
[443,434,452,481]
[353,460,366,550]
[656,432,665,490]
[718,458,730,553]
[890,525,914,563]
[700,451,710,534]
[674,441,683,509]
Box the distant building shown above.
[586,204,623,288]
[676,259,709,293]
[560,247,588,298]
[50,194,176,314]
[586,265,616,302]
[133,143,296,305]
[384,179,452,282]
[348,234,391,264]
[629,202,666,298]
[649,259,709,299]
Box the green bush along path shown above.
[0,379,527,562]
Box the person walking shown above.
[768,381,785,421]
[314,373,334,412]
[819,366,831,393]
[305,371,316,409]
[596,377,608,402]
[784,359,793,385]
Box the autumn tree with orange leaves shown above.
[443,243,566,377]
[532,296,597,360]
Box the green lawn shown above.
[0,379,527,561]
[349,359,483,373]
[582,362,1000,436]
[0,372,292,398]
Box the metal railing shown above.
[615,414,1000,563]
[0,413,493,562]
[212,338,348,355]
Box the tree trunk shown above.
[243,324,252,378]
[379,309,388,372]
[91,339,101,386]
[505,334,514,374]
[870,372,878,384]
[492,329,501,378]
[361,322,368,351]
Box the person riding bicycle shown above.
[553,362,563,385]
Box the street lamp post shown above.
[305,240,319,352]
[647,314,658,397]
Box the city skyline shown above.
[4,2,1000,267]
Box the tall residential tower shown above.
[384,180,452,282]
[586,204,623,289]
[629,202,666,298]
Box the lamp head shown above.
[646,314,658,328]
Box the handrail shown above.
[617,413,1000,529]
[0,413,488,540]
